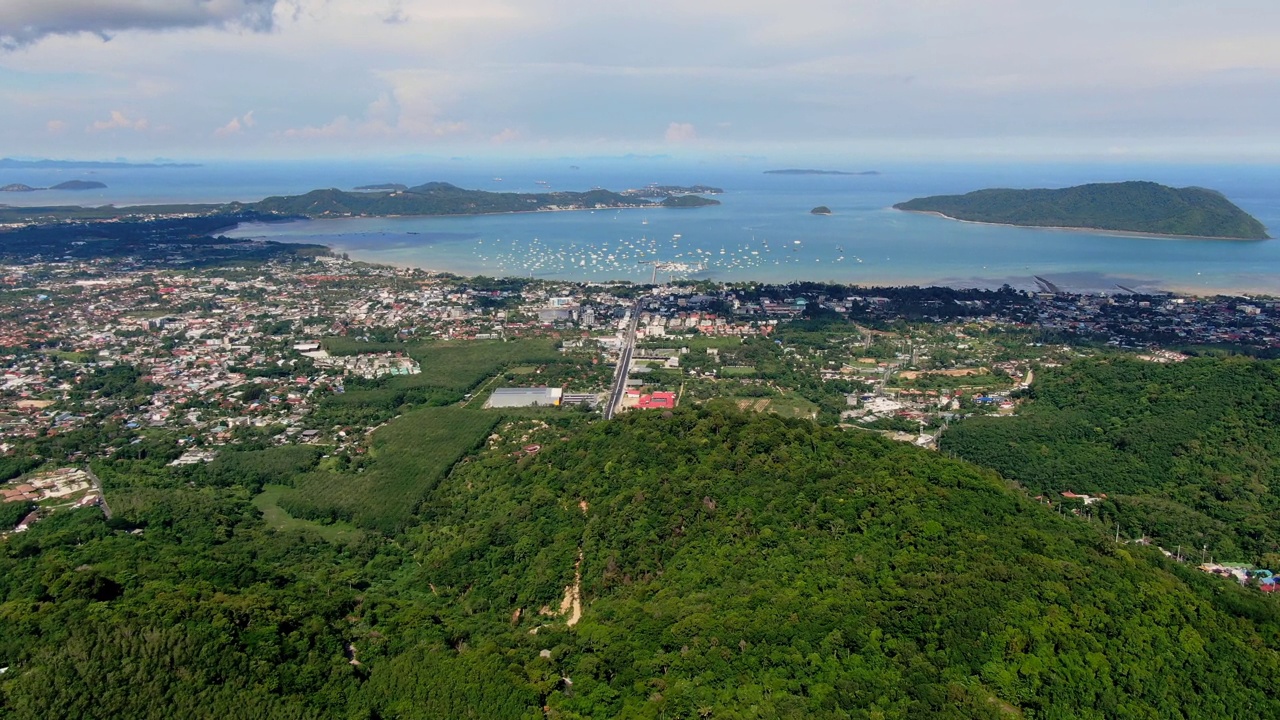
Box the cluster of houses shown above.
[1199,564,1279,593]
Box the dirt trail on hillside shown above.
[559,551,584,627]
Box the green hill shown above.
[5,408,1279,717]
[660,194,721,208]
[894,181,1270,239]
[941,356,1280,563]
[251,182,710,218]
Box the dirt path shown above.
[559,551,584,627]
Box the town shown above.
[1,254,1277,581]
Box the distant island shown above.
[621,184,724,198]
[766,169,880,176]
[810,206,832,215]
[51,180,107,190]
[0,158,198,169]
[1,180,108,192]
[0,180,726,229]
[660,195,721,208]
[894,181,1270,240]
[252,182,720,218]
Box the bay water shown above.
[4,159,1278,294]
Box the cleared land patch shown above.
[253,484,362,543]
[280,407,500,533]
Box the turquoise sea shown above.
[5,159,1278,293]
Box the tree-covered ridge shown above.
[941,356,1280,562]
[399,409,1280,717]
[894,181,1270,239]
[4,408,1280,718]
[251,182,717,218]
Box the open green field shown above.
[713,394,820,419]
[280,406,500,533]
[719,365,757,377]
[639,335,743,352]
[252,484,362,543]
[324,338,560,394]
[406,340,560,392]
[320,337,412,356]
[312,339,563,425]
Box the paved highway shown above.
[603,300,641,420]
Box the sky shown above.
[2,0,1280,162]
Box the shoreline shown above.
[897,209,1271,242]
[306,241,1275,299]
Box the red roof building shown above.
[637,392,676,410]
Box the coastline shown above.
[302,240,1277,299]
[897,209,1271,242]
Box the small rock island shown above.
[810,206,832,215]
[894,181,1269,240]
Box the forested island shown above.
[253,181,718,217]
[810,205,832,215]
[0,181,721,226]
[894,181,1271,239]
[51,180,107,190]
[0,180,108,192]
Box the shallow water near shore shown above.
[5,158,1278,293]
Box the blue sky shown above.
[3,0,1279,162]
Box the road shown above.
[84,465,112,520]
[603,300,641,420]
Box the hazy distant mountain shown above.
[0,158,199,169]
[765,169,880,175]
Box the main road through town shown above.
[603,300,641,420]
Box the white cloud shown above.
[87,110,148,132]
[491,127,522,144]
[6,1,1280,158]
[214,111,256,137]
[664,122,696,143]
[282,76,469,141]
[45,119,67,133]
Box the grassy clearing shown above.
[718,395,820,420]
[312,339,562,423]
[320,338,561,394]
[280,406,501,533]
[403,340,560,393]
[719,365,757,377]
[640,336,743,352]
[320,337,412,356]
[252,484,362,543]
